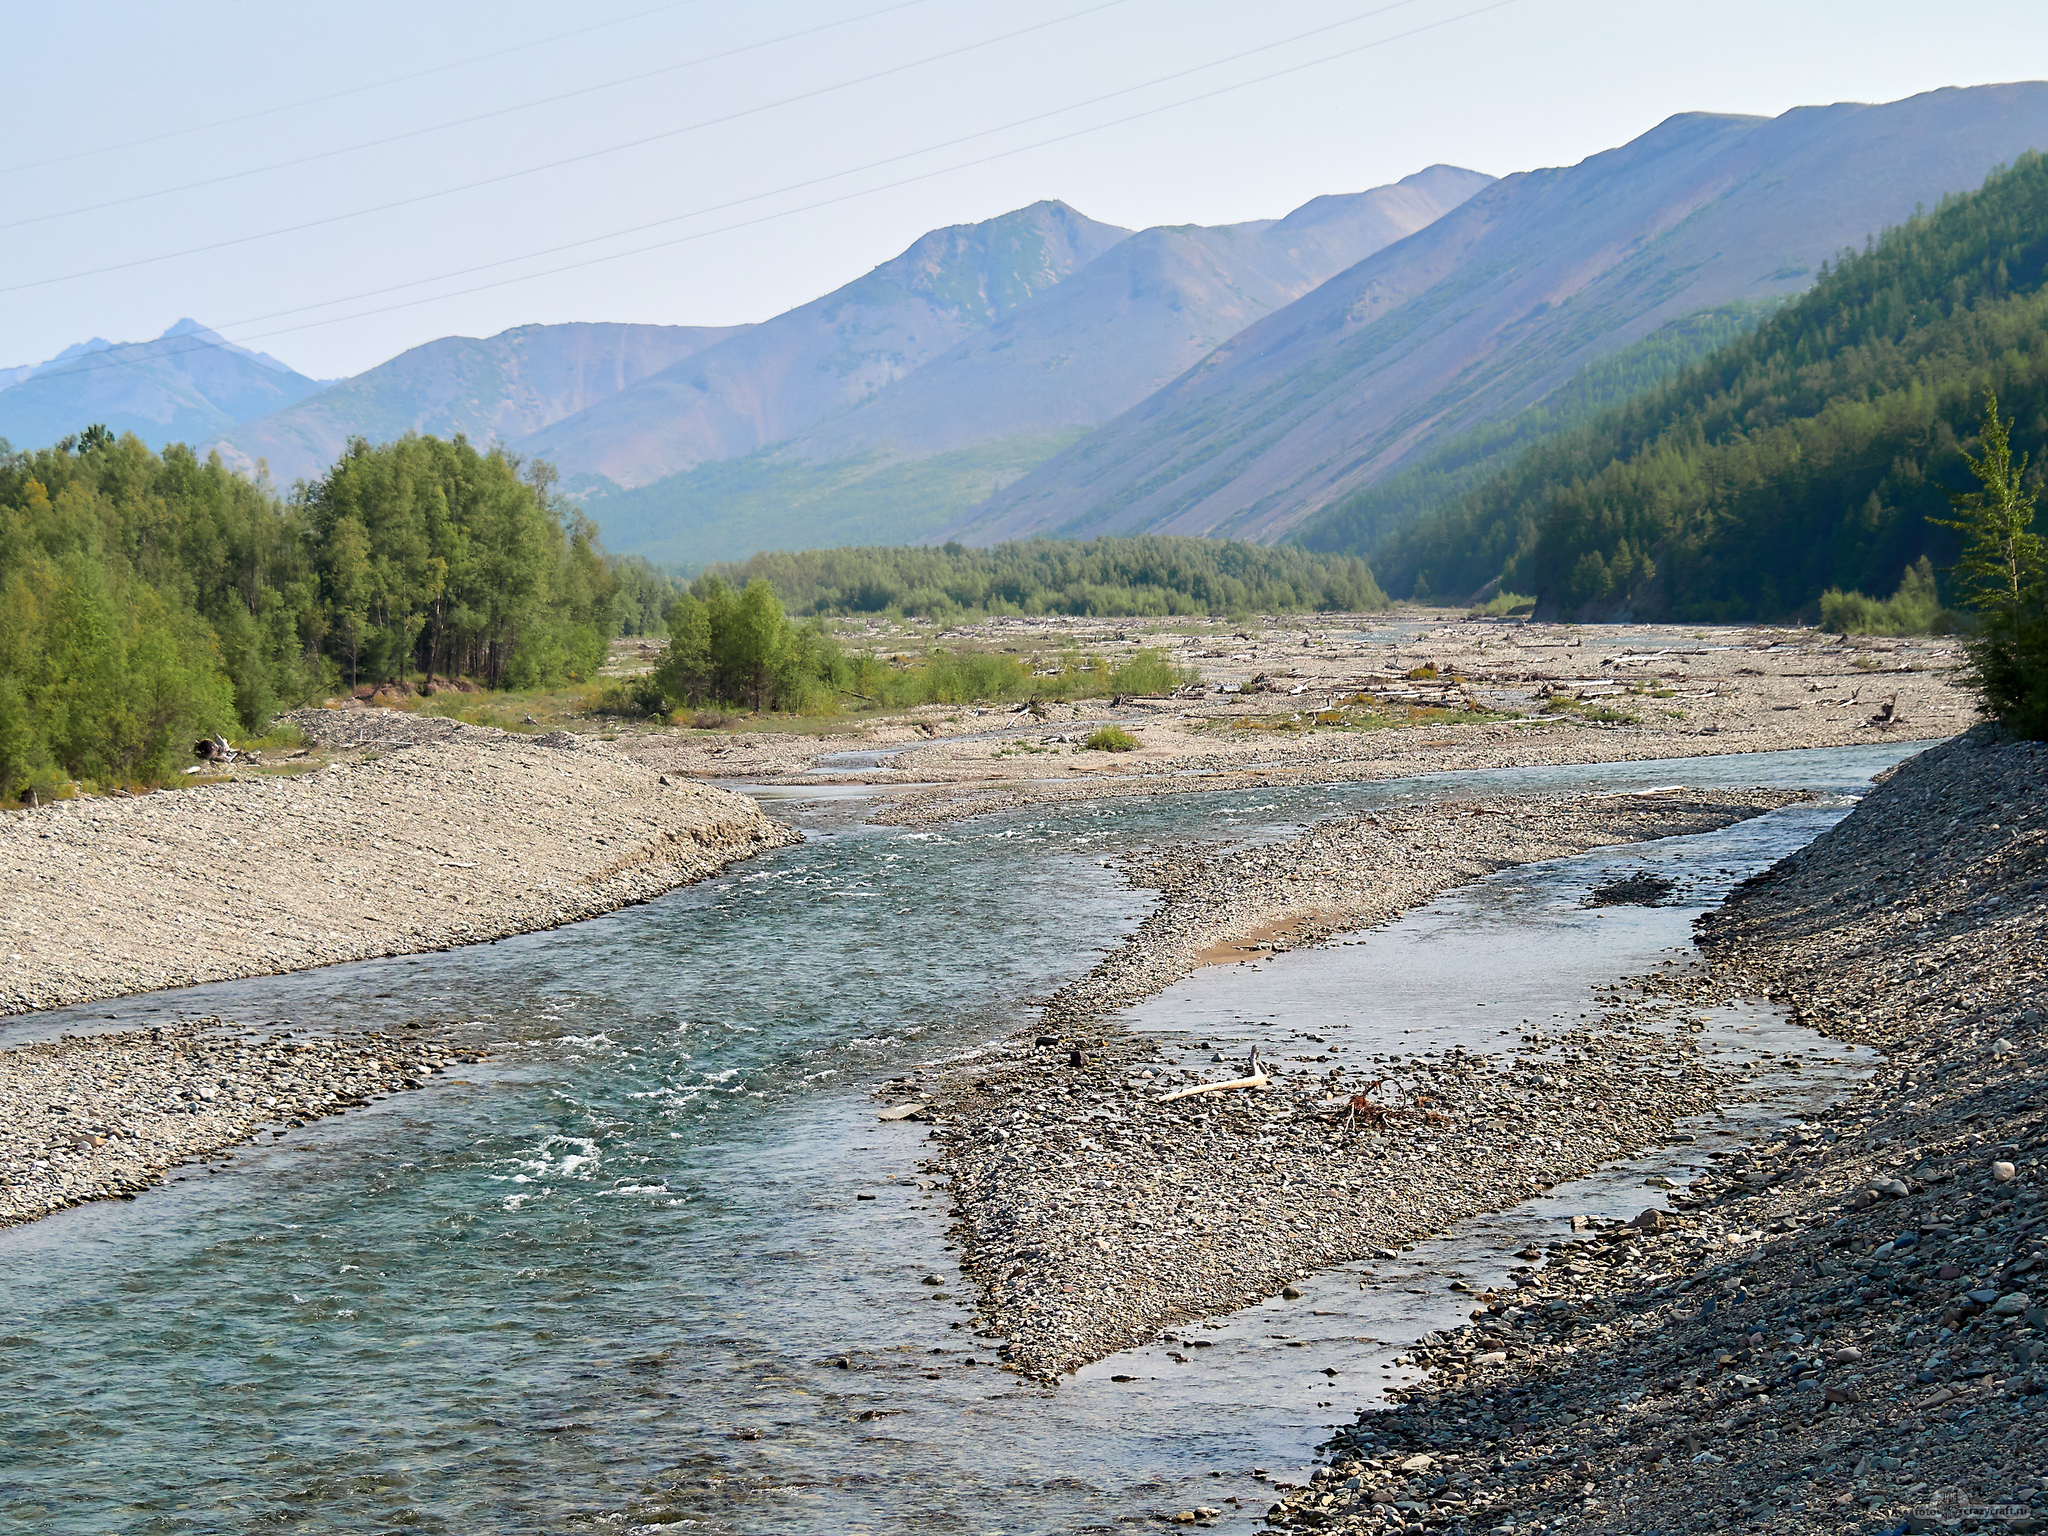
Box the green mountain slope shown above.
[1379,151,2048,619]
[1293,300,1779,565]
[588,432,1087,569]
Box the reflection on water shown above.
[0,744,1918,1534]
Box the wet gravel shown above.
[1266,728,2047,1535]
[903,788,1796,1382]
[0,1017,487,1228]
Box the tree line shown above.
[1353,152,2048,623]
[0,431,674,798]
[705,535,1386,619]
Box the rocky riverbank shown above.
[1266,729,2047,1535]
[0,710,796,1016]
[907,786,1798,1380]
[0,1018,486,1228]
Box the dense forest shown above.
[1293,301,1778,561]
[706,536,1385,618]
[1356,153,2048,620]
[0,431,670,796]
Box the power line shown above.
[0,0,1131,287]
[212,0,1442,336]
[229,0,1521,348]
[4,0,1517,393]
[0,0,935,233]
[0,0,710,179]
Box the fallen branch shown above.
[1156,1072,1268,1103]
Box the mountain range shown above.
[953,83,2048,547]
[8,82,2048,568]
[0,321,323,452]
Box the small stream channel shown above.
[1,745,1912,1534]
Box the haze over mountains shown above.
[7,83,2048,568]
[955,83,2048,547]
[0,321,323,451]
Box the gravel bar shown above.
[1,1018,486,1228]
[1267,728,2047,1535]
[901,787,1797,1381]
[1,711,797,1017]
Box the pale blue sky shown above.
[7,0,2048,379]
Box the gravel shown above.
[1264,728,2047,1535]
[900,787,1797,1381]
[0,711,795,1227]
[0,710,796,1017]
[1,1017,488,1227]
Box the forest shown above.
[1353,153,2048,622]
[0,431,670,797]
[705,535,1384,618]
[1294,301,1777,562]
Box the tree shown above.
[1930,388,2047,612]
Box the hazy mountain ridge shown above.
[948,84,2048,547]
[211,322,747,486]
[0,320,324,451]
[573,167,1491,561]
[512,200,1134,488]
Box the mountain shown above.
[212,321,746,485]
[0,320,322,452]
[573,170,1491,564]
[516,200,1135,491]
[1375,149,2048,622]
[949,83,2048,548]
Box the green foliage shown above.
[1939,391,2048,735]
[1106,646,1192,694]
[649,578,846,713]
[1295,301,1780,564]
[1819,557,1961,635]
[1082,725,1139,752]
[1962,591,2048,738]
[0,429,657,795]
[1469,589,1537,617]
[1931,388,2047,610]
[708,536,1385,619]
[1354,154,2048,618]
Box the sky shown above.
[7,0,2048,380]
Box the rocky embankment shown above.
[1268,729,2046,1535]
[0,710,797,1015]
[912,788,1796,1380]
[2,1018,485,1227]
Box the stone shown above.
[1990,1293,2030,1317]
[1992,1161,2017,1183]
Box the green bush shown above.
[1082,725,1140,752]
[1106,646,1192,694]
[1963,593,2048,738]
[1819,558,1962,635]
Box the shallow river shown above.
[1,744,1916,1534]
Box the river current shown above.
[2,744,1915,1534]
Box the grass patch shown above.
[1542,696,1639,724]
[1082,725,1140,752]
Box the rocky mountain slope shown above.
[577,170,1489,562]
[950,83,2048,547]
[514,200,1134,491]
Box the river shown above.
[0,743,1916,1534]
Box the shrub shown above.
[1107,646,1194,695]
[1819,558,1961,635]
[1083,725,1140,752]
